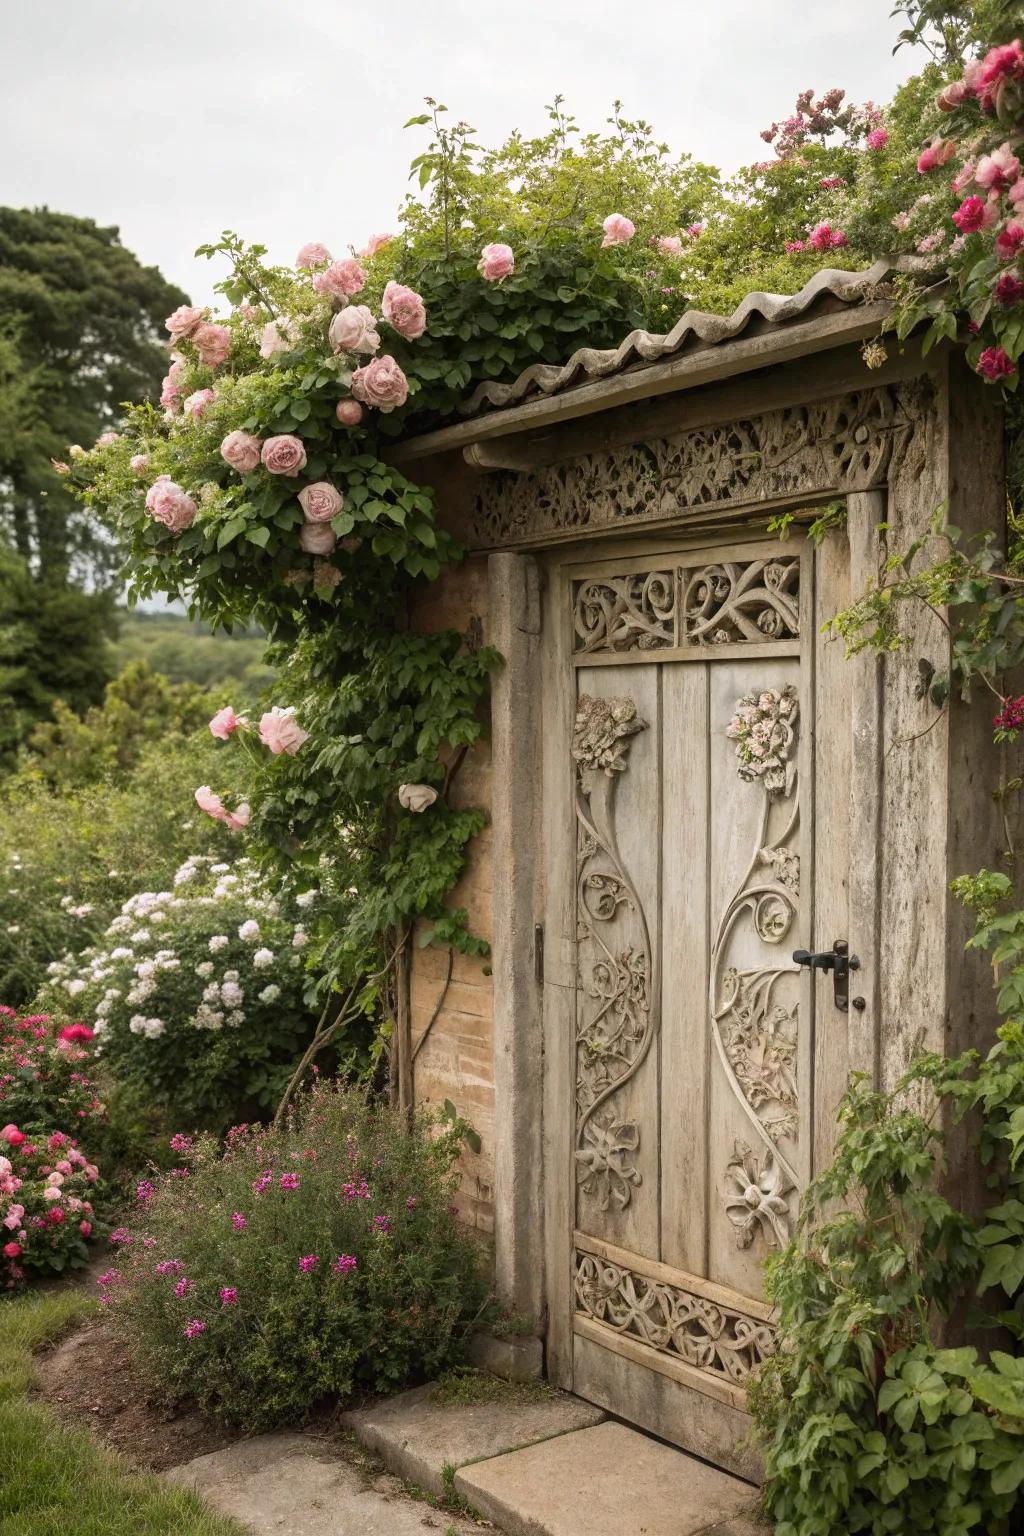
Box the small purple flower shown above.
[220,1286,238,1305]
[155,1259,184,1275]
[342,1178,370,1202]
[298,1254,320,1273]
[231,1212,248,1230]
[169,1167,190,1179]
[135,1181,155,1203]
[108,1227,131,1246]
[279,1172,300,1191]
[97,1268,119,1288]
[333,1254,357,1274]
[371,1214,391,1236]
[405,1197,417,1211]
[169,1133,193,1154]
[251,1170,274,1195]
[174,1276,192,1298]
[183,1318,207,1338]
[142,1236,157,1248]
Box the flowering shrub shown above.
[37,857,320,1128]
[1,1119,101,1288]
[0,1006,105,1137]
[102,1082,485,1429]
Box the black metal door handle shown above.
[792,938,860,1012]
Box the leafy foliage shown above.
[103,1082,487,1431]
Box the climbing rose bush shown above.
[101,1082,486,1430]
[36,857,320,1129]
[1,1119,101,1288]
[0,1006,105,1136]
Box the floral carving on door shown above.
[572,694,653,1211]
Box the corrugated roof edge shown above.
[457,257,908,418]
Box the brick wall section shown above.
[407,554,495,1234]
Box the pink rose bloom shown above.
[938,78,972,112]
[296,242,332,269]
[298,482,345,523]
[145,477,197,533]
[808,221,847,251]
[166,305,207,341]
[1011,181,1024,208]
[350,355,409,413]
[686,223,704,239]
[977,142,1021,192]
[382,281,427,340]
[183,388,215,421]
[601,214,636,247]
[259,319,299,359]
[978,40,1024,112]
[996,272,1024,306]
[329,306,380,356]
[193,322,232,368]
[259,707,309,756]
[2,1205,23,1230]
[220,429,263,475]
[478,243,515,281]
[2,1127,25,1147]
[313,257,366,300]
[261,435,307,476]
[96,431,120,447]
[299,522,337,555]
[129,454,149,474]
[335,399,363,427]
[209,706,243,740]
[866,127,889,150]
[953,195,988,233]
[159,374,182,412]
[996,222,1024,261]
[360,233,393,258]
[917,137,956,175]
[977,344,1016,381]
[3,1241,21,1259]
[224,802,250,832]
[43,1185,62,1201]
[654,235,683,255]
[80,1220,92,1237]
[195,785,226,821]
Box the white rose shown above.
[253,948,275,969]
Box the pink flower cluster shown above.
[995,694,1024,734]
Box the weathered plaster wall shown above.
[407,553,495,1234]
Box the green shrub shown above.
[36,856,320,1129]
[102,1083,487,1430]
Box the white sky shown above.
[3,0,925,308]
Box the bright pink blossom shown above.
[183,1318,207,1338]
[938,78,972,112]
[952,195,988,233]
[3,1241,21,1259]
[976,345,1017,381]
[79,1220,91,1237]
[784,239,806,253]
[296,242,331,269]
[478,243,515,281]
[220,430,262,475]
[995,695,1024,733]
[382,281,427,340]
[59,1024,93,1043]
[996,272,1024,306]
[350,355,409,413]
[220,1287,238,1305]
[977,40,1024,113]
[298,1254,319,1272]
[333,1254,357,1273]
[807,222,847,251]
[601,213,636,247]
[1,1127,25,1148]
[866,128,889,150]
[209,706,243,740]
[917,137,956,174]
[259,707,309,756]
[261,435,307,476]
[231,1212,247,1229]
[996,222,1024,261]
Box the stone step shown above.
[339,1381,605,1499]
[454,1420,765,1536]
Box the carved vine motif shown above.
[680,558,799,646]
[573,695,653,1211]
[573,571,675,653]
[471,382,931,547]
[574,1249,776,1384]
[724,1144,796,1250]
[711,685,801,1248]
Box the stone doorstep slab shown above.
[165,1431,481,1536]
[454,1420,765,1536]
[340,1382,606,1499]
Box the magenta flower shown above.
[333,1254,357,1274]
[976,345,1017,381]
[174,1277,192,1298]
[220,1287,238,1306]
[136,1180,155,1203]
[279,1173,301,1191]
[996,273,1024,307]
[251,1170,274,1195]
[97,1268,119,1288]
[371,1214,392,1236]
[866,127,889,151]
[952,196,988,234]
[406,1197,417,1210]
[183,1318,207,1338]
[231,1212,248,1230]
[108,1227,131,1246]
[169,1133,193,1154]
[298,1254,320,1273]
[155,1259,184,1275]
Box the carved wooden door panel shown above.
[542,533,848,1480]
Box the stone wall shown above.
[408,553,495,1235]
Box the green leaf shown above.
[217,517,248,550]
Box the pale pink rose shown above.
[145,477,197,533]
[952,160,977,194]
[220,429,263,475]
[224,802,250,832]
[47,1171,64,1187]
[209,706,243,740]
[259,707,309,756]
[601,213,636,247]
[655,235,683,255]
[160,373,182,412]
[259,319,299,359]
[938,78,971,111]
[382,281,427,340]
[478,243,514,281]
[295,241,332,269]
[360,233,393,257]
[195,785,226,821]
[261,435,307,476]
[350,355,409,413]
[43,1185,62,1201]
[193,322,232,367]
[1010,180,1024,208]
[2,1205,23,1230]
[329,306,380,356]
[129,454,149,474]
[313,257,366,300]
[96,431,120,447]
[335,399,364,427]
[299,522,338,555]
[976,142,1021,191]
[298,481,345,523]
[183,388,216,421]
[165,305,207,341]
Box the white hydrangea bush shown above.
[37,857,318,1127]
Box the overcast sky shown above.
[3,1,926,309]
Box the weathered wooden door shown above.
[542,530,853,1479]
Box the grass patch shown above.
[430,1365,553,1407]
[0,1290,246,1536]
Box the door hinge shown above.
[534,923,544,984]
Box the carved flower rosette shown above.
[724,685,798,798]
